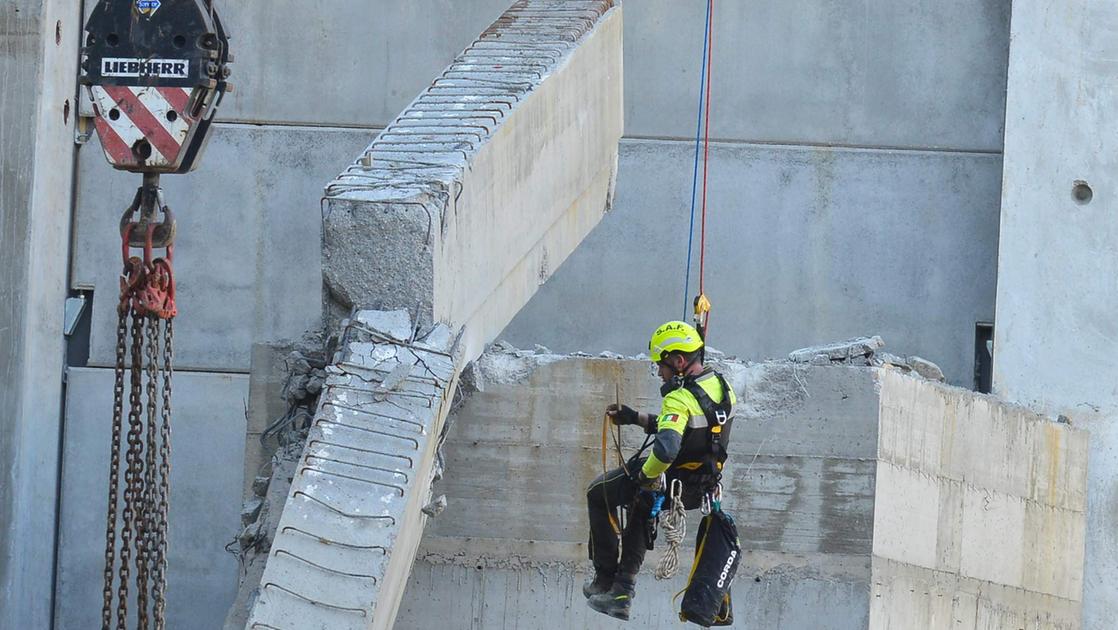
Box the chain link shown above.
[152,319,173,628]
[120,310,149,629]
[101,305,128,629]
[105,213,176,628]
[103,307,174,629]
[134,317,161,628]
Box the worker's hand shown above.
[606,404,640,426]
[635,470,663,492]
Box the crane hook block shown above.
[80,0,233,174]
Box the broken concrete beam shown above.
[789,335,885,363]
[246,310,459,630]
[322,0,623,364]
[395,347,1087,629]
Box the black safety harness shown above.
[673,371,733,491]
[681,372,733,478]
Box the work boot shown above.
[587,574,635,621]
[582,572,613,599]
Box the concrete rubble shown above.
[225,343,329,629]
[789,335,886,363]
[789,335,946,382]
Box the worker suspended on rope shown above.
[584,320,736,621]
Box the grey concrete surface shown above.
[54,368,248,630]
[399,558,871,630]
[215,0,514,127]
[394,351,1087,629]
[210,0,1010,152]
[322,0,623,364]
[0,0,80,627]
[872,369,1087,628]
[242,343,295,499]
[72,124,371,371]
[246,311,459,630]
[501,139,1002,387]
[622,0,1011,151]
[398,353,877,629]
[993,2,1118,627]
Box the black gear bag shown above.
[678,508,740,627]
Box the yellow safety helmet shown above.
[648,321,704,363]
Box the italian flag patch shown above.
[662,414,680,425]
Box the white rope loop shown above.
[654,479,687,580]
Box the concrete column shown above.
[0,0,80,627]
[993,2,1118,628]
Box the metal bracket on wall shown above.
[74,86,95,145]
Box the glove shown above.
[606,404,640,426]
[635,469,663,492]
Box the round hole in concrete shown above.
[1073,181,1093,205]
[166,110,178,122]
[109,108,120,121]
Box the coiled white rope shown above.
[654,479,686,580]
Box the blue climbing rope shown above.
[683,0,713,319]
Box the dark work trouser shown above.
[587,459,711,582]
[586,463,648,580]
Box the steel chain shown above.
[104,208,175,628]
[101,304,128,628]
[135,317,160,628]
[152,319,173,628]
[117,310,145,629]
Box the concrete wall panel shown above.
[412,354,877,628]
[871,462,940,569]
[872,371,1088,625]
[72,124,371,371]
[54,368,248,630]
[199,0,1011,149]
[992,4,1118,625]
[870,556,1080,630]
[623,0,1011,150]
[502,140,1003,386]
[216,0,512,126]
[0,0,81,626]
[399,559,870,630]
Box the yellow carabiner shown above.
[692,293,711,337]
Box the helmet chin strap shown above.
[660,354,700,396]
[661,376,684,397]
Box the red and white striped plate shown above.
[89,85,195,170]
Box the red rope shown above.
[698,0,714,296]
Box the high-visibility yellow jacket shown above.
[641,368,736,479]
